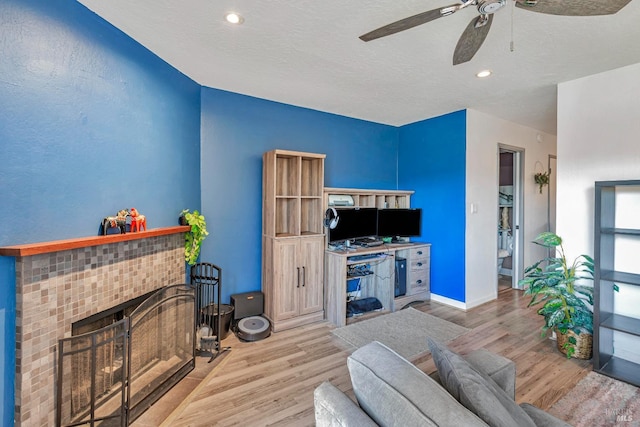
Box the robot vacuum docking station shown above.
[230,291,271,342]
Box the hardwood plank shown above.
[143,288,591,426]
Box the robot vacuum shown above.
[230,291,271,342]
[235,315,271,342]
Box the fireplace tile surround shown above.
[2,228,188,426]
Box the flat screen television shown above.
[376,208,422,239]
[328,208,378,243]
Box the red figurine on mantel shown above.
[130,208,147,232]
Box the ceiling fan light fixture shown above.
[477,0,507,15]
[225,12,244,25]
[476,69,492,78]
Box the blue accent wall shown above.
[200,88,399,302]
[398,111,467,302]
[0,0,201,422]
[0,257,16,427]
[0,0,201,245]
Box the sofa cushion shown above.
[348,341,488,426]
[464,348,516,400]
[429,348,516,399]
[314,381,378,427]
[428,338,536,427]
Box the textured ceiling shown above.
[77,0,640,135]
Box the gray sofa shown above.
[314,339,570,427]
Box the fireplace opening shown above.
[57,284,196,426]
[72,290,156,337]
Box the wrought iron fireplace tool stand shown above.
[190,262,231,362]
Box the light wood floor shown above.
[140,287,592,426]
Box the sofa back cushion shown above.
[427,338,536,427]
[347,341,488,426]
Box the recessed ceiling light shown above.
[476,70,492,78]
[225,12,244,25]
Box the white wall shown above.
[557,62,640,256]
[466,110,557,308]
[557,62,640,363]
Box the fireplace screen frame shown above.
[57,284,196,427]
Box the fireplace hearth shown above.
[57,284,195,426]
[0,227,189,427]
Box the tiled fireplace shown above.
[4,228,188,426]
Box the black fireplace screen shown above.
[57,284,195,426]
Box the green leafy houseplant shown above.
[519,232,596,359]
[180,209,209,266]
[534,171,550,194]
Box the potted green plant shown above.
[519,232,596,359]
[534,171,550,194]
[180,209,209,266]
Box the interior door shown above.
[498,144,525,289]
[511,149,524,289]
[548,155,557,233]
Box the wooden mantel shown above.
[0,226,190,257]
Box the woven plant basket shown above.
[556,328,593,359]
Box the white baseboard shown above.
[430,293,468,310]
[465,293,497,310]
[430,292,498,311]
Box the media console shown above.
[324,242,431,327]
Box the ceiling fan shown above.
[359,0,632,65]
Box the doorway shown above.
[548,155,557,233]
[498,145,524,290]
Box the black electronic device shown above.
[353,236,384,247]
[377,208,422,240]
[230,291,264,320]
[328,207,378,244]
[346,297,383,317]
[230,291,271,341]
[348,253,383,262]
[395,257,407,297]
[348,264,373,277]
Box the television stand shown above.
[325,242,431,327]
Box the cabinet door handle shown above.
[297,267,301,288]
[417,251,423,255]
[417,279,422,284]
[302,266,306,287]
[417,262,423,267]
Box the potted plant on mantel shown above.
[519,232,598,359]
[180,209,209,266]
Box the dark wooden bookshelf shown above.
[593,180,640,387]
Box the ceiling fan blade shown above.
[453,14,494,65]
[360,4,462,42]
[515,0,632,16]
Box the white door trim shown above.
[499,144,525,289]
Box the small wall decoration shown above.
[130,208,147,232]
[534,171,550,194]
[102,209,130,235]
[534,161,551,194]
